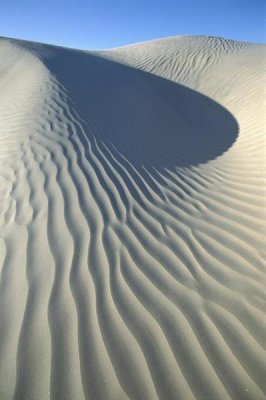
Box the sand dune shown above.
[0,35,265,400]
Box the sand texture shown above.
[0,35,265,400]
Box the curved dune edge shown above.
[0,36,265,400]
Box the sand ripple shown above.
[0,36,265,400]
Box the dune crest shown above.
[0,36,265,400]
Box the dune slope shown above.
[0,35,265,400]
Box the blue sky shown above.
[1,0,265,49]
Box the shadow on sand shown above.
[41,46,238,170]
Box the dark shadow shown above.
[39,46,238,170]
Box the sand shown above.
[0,35,265,400]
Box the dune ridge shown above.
[0,35,265,400]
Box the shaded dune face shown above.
[0,37,265,400]
[44,50,238,169]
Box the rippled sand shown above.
[0,35,265,400]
